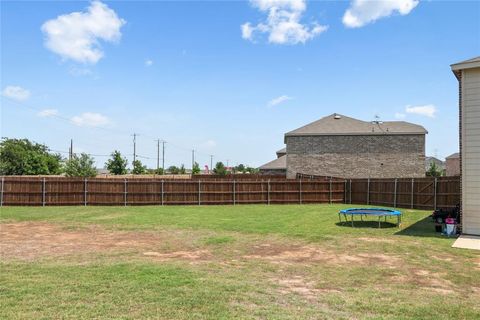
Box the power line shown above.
[2,96,241,167]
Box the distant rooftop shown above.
[259,155,286,170]
[285,113,427,138]
[446,152,459,159]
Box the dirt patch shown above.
[244,243,400,267]
[274,275,341,298]
[357,237,395,244]
[391,269,457,295]
[143,250,210,261]
[0,222,208,262]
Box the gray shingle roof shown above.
[276,147,286,156]
[259,155,286,170]
[446,152,459,159]
[285,113,427,137]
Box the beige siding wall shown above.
[462,68,480,235]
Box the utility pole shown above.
[210,155,213,173]
[226,159,230,168]
[191,150,195,170]
[132,133,137,164]
[69,139,73,160]
[162,140,166,174]
[155,139,160,171]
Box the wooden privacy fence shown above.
[0,176,460,209]
[345,176,460,210]
[0,177,345,206]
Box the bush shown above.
[64,153,97,177]
[132,160,147,174]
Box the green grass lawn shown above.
[1,204,479,319]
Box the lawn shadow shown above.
[335,221,398,229]
[395,216,444,238]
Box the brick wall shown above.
[445,157,460,176]
[285,134,425,179]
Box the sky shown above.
[1,0,479,169]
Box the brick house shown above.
[445,152,460,176]
[284,113,427,179]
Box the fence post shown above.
[329,178,332,204]
[411,178,414,209]
[299,179,302,204]
[198,180,201,205]
[393,178,397,208]
[161,180,164,206]
[434,177,438,210]
[84,178,88,206]
[344,180,347,204]
[42,178,46,207]
[233,180,235,205]
[267,179,270,205]
[367,178,370,205]
[124,178,127,207]
[0,176,4,207]
[349,179,352,204]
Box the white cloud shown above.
[2,85,31,101]
[343,0,418,28]
[394,112,406,119]
[145,59,153,66]
[71,112,110,127]
[41,1,125,64]
[405,104,436,118]
[37,109,59,117]
[242,0,328,45]
[268,95,293,107]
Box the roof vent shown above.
[333,114,341,120]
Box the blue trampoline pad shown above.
[340,208,401,216]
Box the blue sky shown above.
[1,0,479,169]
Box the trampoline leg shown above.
[338,213,341,223]
[351,215,354,228]
[378,217,381,228]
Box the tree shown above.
[168,165,179,174]
[234,164,246,173]
[179,164,186,174]
[132,160,147,174]
[0,138,62,175]
[246,166,259,174]
[213,161,227,175]
[105,150,128,175]
[426,162,442,177]
[192,162,201,175]
[64,153,97,177]
[154,168,164,175]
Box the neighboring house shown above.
[259,147,287,175]
[445,153,460,176]
[451,56,480,236]
[425,156,445,173]
[284,113,427,179]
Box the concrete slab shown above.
[452,235,480,251]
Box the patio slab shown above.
[452,234,480,251]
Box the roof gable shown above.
[285,113,427,137]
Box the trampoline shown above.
[339,208,402,228]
